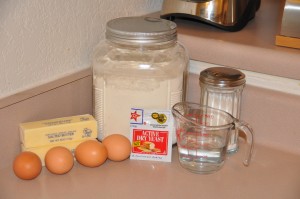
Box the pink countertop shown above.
[176,0,300,80]
[1,143,300,199]
[0,69,300,199]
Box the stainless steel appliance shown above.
[276,0,300,49]
[280,0,300,38]
[161,0,261,31]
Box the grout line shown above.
[0,68,92,109]
[189,60,300,96]
[0,74,92,110]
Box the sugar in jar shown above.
[92,17,189,141]
[199,67,246,153]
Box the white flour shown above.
[94,74,183,142]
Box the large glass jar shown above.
[92,17,189,142]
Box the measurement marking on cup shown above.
[172,102,254,173]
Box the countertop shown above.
[1,143,300,199]
[1,69,300,199]
[176,0,300,80]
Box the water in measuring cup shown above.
[177,133,227,174]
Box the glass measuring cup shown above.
[172,102,254,174]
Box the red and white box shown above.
[130,108,173,162]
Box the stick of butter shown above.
[20,114,97,148]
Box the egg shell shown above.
[75,140,107,167]
[45,146,74,175]
[13,151,42,180]
[102,134,131,161]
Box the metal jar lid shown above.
[199,67,246,87]
[106,17,177,45]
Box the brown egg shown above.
[102,134,131,161]
[13,151,42,180]
[45,146,74,175]
[75,140,107,167]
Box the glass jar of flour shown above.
[92,17,189,142]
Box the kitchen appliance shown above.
[161,0,261,31]
[276,0,300,49]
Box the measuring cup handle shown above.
[235,120,254,167]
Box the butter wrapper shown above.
[20,114,97,148]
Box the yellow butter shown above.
[21,139,95,166]
[20,114,98,148]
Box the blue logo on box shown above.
[130,108,143,125]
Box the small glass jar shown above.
[199,67,246,153]
[92,17,189,141]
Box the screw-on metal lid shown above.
[199,67,246,87]
[106,17,177,45]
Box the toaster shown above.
[160,0,261,31]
